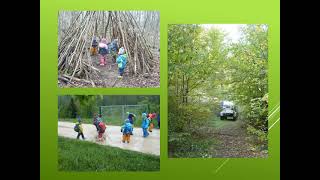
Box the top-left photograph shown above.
[58,11,160,88]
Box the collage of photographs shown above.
[57,11,268,172]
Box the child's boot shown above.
[103,57,107,66]
[122,134,126,143]
[100,57,104,66]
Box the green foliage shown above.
[247,125,268,146]
[246,94,268,131]
[58,137,159,171]
[168,24,269,157]
[168,132,216,158]
[58,95,160,122]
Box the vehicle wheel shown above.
[220,116,224,120]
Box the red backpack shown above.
[99,122,106,132]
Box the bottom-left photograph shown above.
[58,95,160,172]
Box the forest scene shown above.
[58,11,160,87]
[168,24,268,158]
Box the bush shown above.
[246,125,268,146]
[168,101,214,157]
[244,93,268,132]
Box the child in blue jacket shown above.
[121,119,133,143]
[116,47,127,78]
[141,113,150,137]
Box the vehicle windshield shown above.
[223,105,235,110]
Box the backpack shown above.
[98,122,106,132]
[123,123,132,134]
[117,55,127,68]
[99,47,108,55]
[74,123,80,132]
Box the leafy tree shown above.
[168,24,269,157]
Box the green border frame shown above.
[41,0,279,179]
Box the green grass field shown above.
[58,137,160,171]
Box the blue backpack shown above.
[99,47,108,55]
[123,123,133,134]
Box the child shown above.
[121,119,133,143]
[98,38,108,66]
[92,113,101,131]
[116,47,127,78]
[141,113,150,137]
[148,113,156,132]
[90,37,98,56]
[126,112,136,135]
[96,114,103,130]
[74,117,85,140]
[109,39,119,63]
[97,120,106,141]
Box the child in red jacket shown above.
[97,121,106,141]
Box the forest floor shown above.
[58,48,160,88]
[58,121,160,156]
[209,118,268,158]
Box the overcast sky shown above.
[201,24,246,43]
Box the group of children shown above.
[90,37,127,78]
[73,112,160,143]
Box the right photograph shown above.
[168,24,268,158]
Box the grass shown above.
[58,136,160,171]
[208,115,236,129]
[169,134,218,158]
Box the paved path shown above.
[58,121,160,156]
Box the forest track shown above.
[210,119,268,158]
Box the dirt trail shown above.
[210,120,267,158]
[58,49,160,88]
[91,54,120,87]
[58,121,160,156]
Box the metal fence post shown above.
[122,105,125,121]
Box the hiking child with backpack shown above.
[98,38,109,66]
[90,37,98,56]
[97,120,106,142]
[116,47,127,78]
[126,112,136,135]
[93,114,102,131]
[148,113,156,132]
[74,116,85,140]
[109,39,119,63]
[121,119,133,143]
[141,113,150,137]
